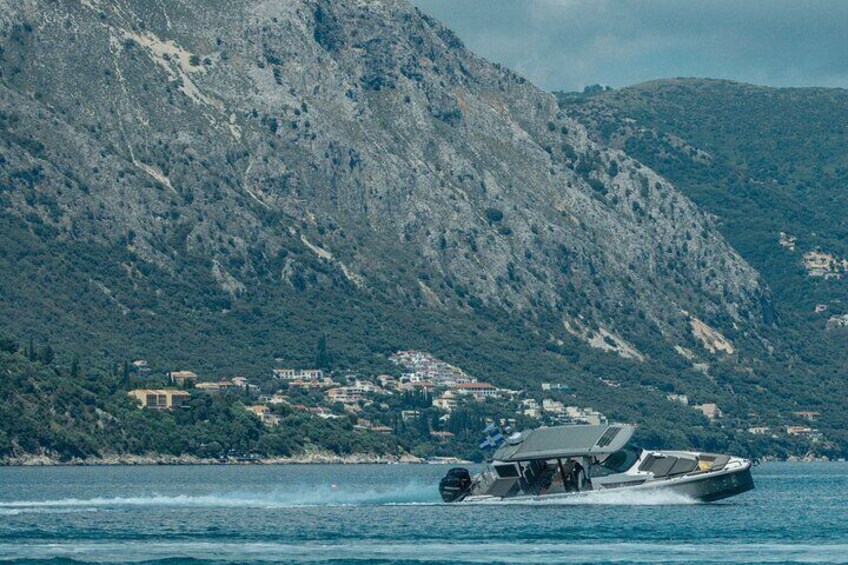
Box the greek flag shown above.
[479,423,504,449]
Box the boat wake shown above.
[0,483,697,513]
[0,482,440,511]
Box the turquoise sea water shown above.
[0,462,846,564]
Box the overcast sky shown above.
[410,0,848,92]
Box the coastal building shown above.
[354,419,392,433]
[194,380,236,393]
[542,399,565,415]
[564,406,607,425]
[389,350,477,387]
[786,425,815,436]
[128,389,191,410]
[401,410,421,422]
[327,387,363,404]
[288,378,338,390]
[169,370,198,387]
[802,250,843,278]
[325,381,383,405]
[308,406,341,419]
[245,405,280,426]
[432,391,458,412]
[272,369,324,381]
[748,426,771,435]
[451,382,498,399]
[408,381,437,395]
[520,399,542,419]
[667,393,690,406]
[793,411,821,422]
[694,403,723,421]
[265,393,289,405]
[430,431,455,442]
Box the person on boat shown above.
[572,459,592,491]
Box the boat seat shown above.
[638,454,657,472]
[668,457,698,476]
[641,455,678,478]
[709,455,730,471]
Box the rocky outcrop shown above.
[0,1,768,363]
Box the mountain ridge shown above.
[4,1,837,456]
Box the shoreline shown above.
[0,454,839,466]
[0,452,475,467]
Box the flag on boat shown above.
[479,422,504,449]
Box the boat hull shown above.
[662,462,754,502]
[459,461,754,504]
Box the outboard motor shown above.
[439,467,472,502]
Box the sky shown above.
[410,0,848,92]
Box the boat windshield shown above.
[592,444,643,476]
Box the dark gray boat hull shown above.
[459,461,754,504]
[663,464,754,502]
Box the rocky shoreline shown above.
[0,451,428,466]
[2,453,840,466]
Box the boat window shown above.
[493,464,520,478]
[592,445,643,477]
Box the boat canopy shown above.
[492,424,636,462]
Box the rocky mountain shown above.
[559,78,848,368]
[5,1,836,453]
[0,1,767,359]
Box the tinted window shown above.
[494,464,519,478]
[593,445,643,476]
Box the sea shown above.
[0,462,846,564]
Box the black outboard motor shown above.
[439,467,472,502]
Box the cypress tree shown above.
[40,344,54,365]
[315,334,332,371]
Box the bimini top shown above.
[492,424,635,462]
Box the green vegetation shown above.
[558,78,848,456]
[0,338,396,461]
[0,328,838,462]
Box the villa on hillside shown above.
[195,380,237,393]
[451,382,498,399]
[272,368,324,381]
[129,389,191,410]
[245,405,280,426]
[169,370,198,387]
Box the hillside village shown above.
[126,350,832,460]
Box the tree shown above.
[315,334,333,370]
[121,360,130,389]
[40,345,54,365]
[70,355,81,379]
[484,208,504,224]
[0,335,17,354]
[27,337,36,362]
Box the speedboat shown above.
[438,424,754,503]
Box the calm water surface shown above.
[0,462,846,564]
